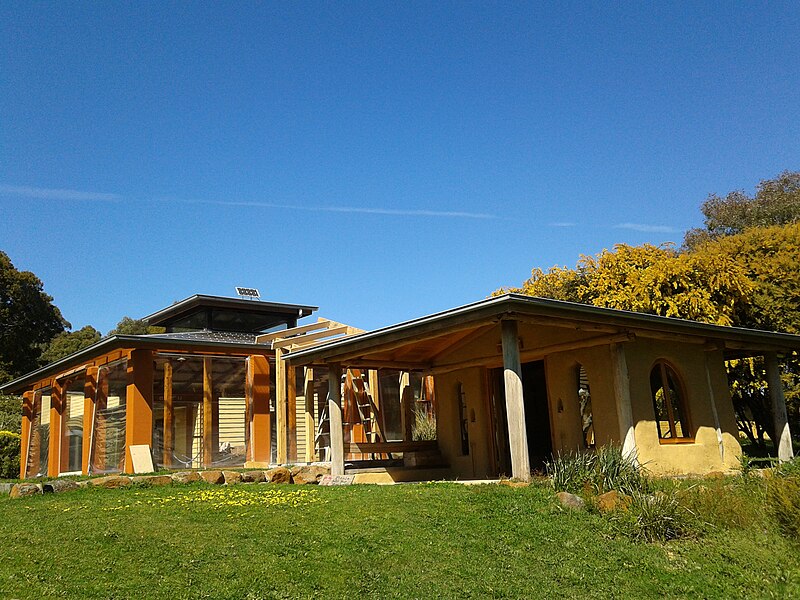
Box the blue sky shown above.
[1,2,798,333]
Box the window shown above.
[650,361,692,442]
[576,365,595,449]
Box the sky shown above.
[1,2,799,334]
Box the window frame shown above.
[649,360,694,444]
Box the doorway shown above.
[489,360,553,476]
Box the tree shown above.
[39,325,102,364]
[684,170,800,249]
[0,251,68,383]
[107,316,164,336]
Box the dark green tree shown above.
[107,316,164,336]
[40,325,102,364]
[0,251,67,383]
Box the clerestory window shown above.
[650,361,693,443]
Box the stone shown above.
[43,479,80,494]
[76,480,90,488]
[240,470,266,483]
[89,475,132,489]
[555,491,585,511]
[131,475,173,486]
[266,466,292,484]
[290,465,330,485]
[10,483,43,498]
[199,470,225,485]
[171,471,201,484]
[595,490,632,513]
[223,471,242,485]
[0,482,14,495]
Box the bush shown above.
[767,476,800,538]
[0,395,22,434]
[0,430,21,479]
[613,491,695,543]
[546,445,648,496]
[412,408,437,441]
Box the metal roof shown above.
[286,293,800,365]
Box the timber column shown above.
[328,363,344,476]
[125,349,154,473]
[765,352,794,463]
[611,343,638,463]
[247,355,272,464]
[501,319,531,481]
[20,391,33,479]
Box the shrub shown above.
[412,408,437,441]
[767,476,800,538]
[613,491,695,543]
[0,395,22,434]
[0,430,21,479]
[546,445,648,496]
[774,456,800,479]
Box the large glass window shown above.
[650,361,693,442]
[90,360,127,474]
[63,376,86,473]
[26,388,51,477]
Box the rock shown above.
[266,466,292,484]
[0,482,13,495]
[498,479,529,488]
[199,470,225,485]
[131,475,173,486]
[172,471,201,484]
[223,471,242,485]
[89,475,132,489]
[290,465,329,485]
[76,480,90,488]
[556,491,585,511]
[43,479,80,494]
[10,483,43,498]
[596,490,632,513]
[240,470,266,483]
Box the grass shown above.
[1,480,799,599]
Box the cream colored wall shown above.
[624,340,741,475]
[434,367,494,479]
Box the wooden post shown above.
[287,363,297,462]
[304,367,316,463]
[82,367,98,475]
[248,355,272,464]
[501,320,531,481]
[125,349,154,473]
[611,343,637,464]
[20,391,33,479]
[163,361,173,468]
[47,380,63,477]
[203,356,214,467]
[327,363,344,476]
[703,353,725,462]
[368,369,384,441]
[275,347,287,464]
[765,352,794,463]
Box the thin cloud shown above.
[549,221,577,228]
[0,184,121,202]
[169,198,498,219]
[614,222,679,234]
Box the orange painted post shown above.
[20,391,33,479]
[82,367,98,475]
[248,355,272,464]
[47,380,63,477]
[124,349,154,473]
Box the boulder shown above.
[131,475,173,486]
[43,479,80,494]
[240,470,266,483]
[223,471,243,485]
[199,470,225,485]
[266,466,292,484]
[0,482,14,495]
[555,491,585,511]
[89,475,132,489]
[595,490,632,513]
[172,471,201,484]
[290,465,330,485]
[10,483,43,498]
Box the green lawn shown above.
[1,481,798,599]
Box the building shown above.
[2,293,797,482]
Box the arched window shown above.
[576,364,595,449]
[650,361,693,442]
